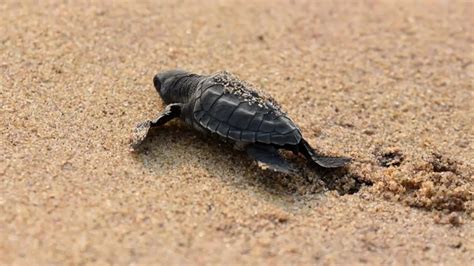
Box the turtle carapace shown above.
[131,70,351,173]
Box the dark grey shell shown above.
[188,72,302,146]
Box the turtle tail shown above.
[298,139,351,168]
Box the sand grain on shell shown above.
[213,71,282,111]
[1,0,473,265]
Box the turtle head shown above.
[153,69,195,104]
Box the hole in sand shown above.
[375,148,404,167]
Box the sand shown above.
[1,0,473,264]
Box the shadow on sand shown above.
[131,123,371,201]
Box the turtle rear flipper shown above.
[309,155,351,168]
[299,139,351,168]
[246,144,295,174]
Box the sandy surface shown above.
[1,0,473,264]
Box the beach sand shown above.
[1,0,473,264]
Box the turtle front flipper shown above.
[130,103,181,150]
[246,144,295,174]
[299,139,351,168]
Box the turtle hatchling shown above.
[131,70,350,173]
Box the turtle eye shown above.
[153,75,161,91]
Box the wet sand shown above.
[1,0,473,264]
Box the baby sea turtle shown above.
[131,70,350,173]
